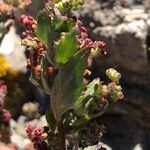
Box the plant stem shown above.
[57,120,66,150]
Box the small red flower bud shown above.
[81,32,88,38]
[34,65,41,73]
[100,49,105,55]
[33,127,44,137]
[28,16,33,21]
[98,41,105,49]
[38,43,45,49]
[26,124,36,134]
[19,15,26,23]
[47,67,54,75]
[80,26,87,33]
[1,111,12,122]
[77,19,83,26]
[27,64,32,70]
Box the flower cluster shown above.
[0,81,11,123]
[21,0,32,8]
[3,0,31,9]
[0,0,32,42]
[22,102,38,119]
[0,80,7,109]
[106,68,124,101]
[20,15,43,68]
[54,0,84,13]
[106,68,121,84]
[20,15,37,30]
[108,82,124,101]
[20,15,54,77]
[0,1,12,17]
[26,124,55,149]
[82,68,124,115]
[0,109,12,123]
[0,1,13,42]
[77,19,106,57]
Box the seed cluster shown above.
[0,80,7,110]
[20,15,54,77]
[26,124,57,149]
[0,81,12,124]
[76,19,106,56]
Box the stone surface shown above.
[144,0,150,12]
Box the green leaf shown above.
[29,58,56,94]
[52,17,75,32]
[50,50,90,119]
[54,32,77,64]
[75,79,100,109]
[36,10,60,51]
[46,108,57,132]
[36,10,75,50]
[36,10,52,48]
[62,19,76,32]
[52,17,64,31]
[75,79,107,119]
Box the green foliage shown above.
[36,10,55,49]
[46,108,57,132]
[50,50,89,119]
[54,32,77,64]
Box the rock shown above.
[79,1,123,27]
[144,0,150,12]
[123,9,148,22]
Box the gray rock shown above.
[144,0,150,12]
